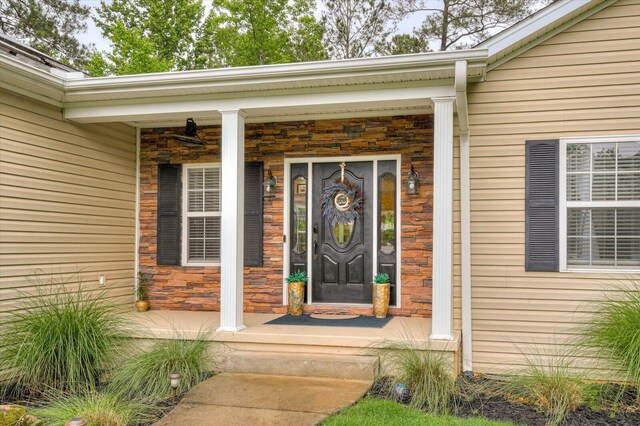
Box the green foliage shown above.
[286,270,308,283]
[32,391,158,426]
[373,273,390,284]
[0,405,37,426]
[107,332,215,402]
[198,0,326,68]
[397,0,544,51]
[506,352,583,426]
[0,276,127,397]
[136,271,148,301]
[322,0,401,59]
[380,34,430,55]
[90,0,205,75]
[581,282,640,388]
[324,397,513,426]
[379,340,456,414]
[0,0,92,68]
[91,0,326,75]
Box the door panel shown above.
[312,162,373,303]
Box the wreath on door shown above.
[320,162,364,226]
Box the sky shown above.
[79,0,431,52]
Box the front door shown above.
[311,162,373,303]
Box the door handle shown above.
[313,223,318,260]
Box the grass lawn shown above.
[323,398,515,426]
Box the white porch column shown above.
[218,109,246,333]
[431,97,455,340]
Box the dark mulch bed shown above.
[371,376,640,426]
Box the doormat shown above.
[265,314,392,328]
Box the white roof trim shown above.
[478,0,606,62]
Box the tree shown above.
[89,0,206,76]
[322,0,402,59]
[197,0,326,68]
[398,0,538,52]
[380,33,430,55]
[0,0,92,68]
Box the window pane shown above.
[592,143,616,171]
[618,173,640,200]
[380,173,395,254]
[617,238,640,266]
[188,191,203,212]
[204,168,220,189]
[567,209,590,237]
[617,208,640,237]
[292,176,307,254]
[567,237,590,266]
[204,190,220,212]
[592,173,615,201]
[591,209,615,237]
[188,168,204,190]
[567,144,590,172]
[567,174,590,201]
[592,238,616,266]
[618,142,640,171]
[332,221,354,247]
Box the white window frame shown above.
[181,162,222,267]
[559,135,640,273]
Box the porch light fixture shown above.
[263,169,277,197]
[167,118,206,144]
[169,371,182,403]
[406,165,419,195]
[185,118,197,137]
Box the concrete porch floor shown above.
[124,310,460,355]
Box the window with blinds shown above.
[564,139,640,270]
[183,164,221,265]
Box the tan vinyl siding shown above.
[465,0,640,375]
[0,89,136,322]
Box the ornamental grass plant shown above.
[107,331,216,402]
[32,391,158,426]
[0,275,127,398]
[581,280,640,390]
[378,337,456,415]
[506,351,583,426]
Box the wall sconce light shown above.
[185,118,197,137]
[406,165,419,195]
[263,169,277,197]
[169,371,182,403]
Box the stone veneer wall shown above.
[139,115,434,317]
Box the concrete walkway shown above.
[154,373,372,426]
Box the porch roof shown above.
[1,48,487,126]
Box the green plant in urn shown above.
[286,271,307,316]
[372,273,390,318]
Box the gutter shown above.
[455,61,473,374]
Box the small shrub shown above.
[33,392,157,426]
[107,332,215,402]
[379,340,455,414]
[136,271,148,301]
[507,353,582,426]
[0,275,127,397]
[581,281,640,388]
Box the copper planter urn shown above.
[372,282,390,318]
[288,282,305,316]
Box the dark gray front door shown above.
[312,162,373,303]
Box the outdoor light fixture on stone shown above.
[170,371,182,403]
[263,169,277,197]
[406,165,419,195]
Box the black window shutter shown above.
[244,162,264,267]
[525,140,559,272]
[157,164,182,265]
